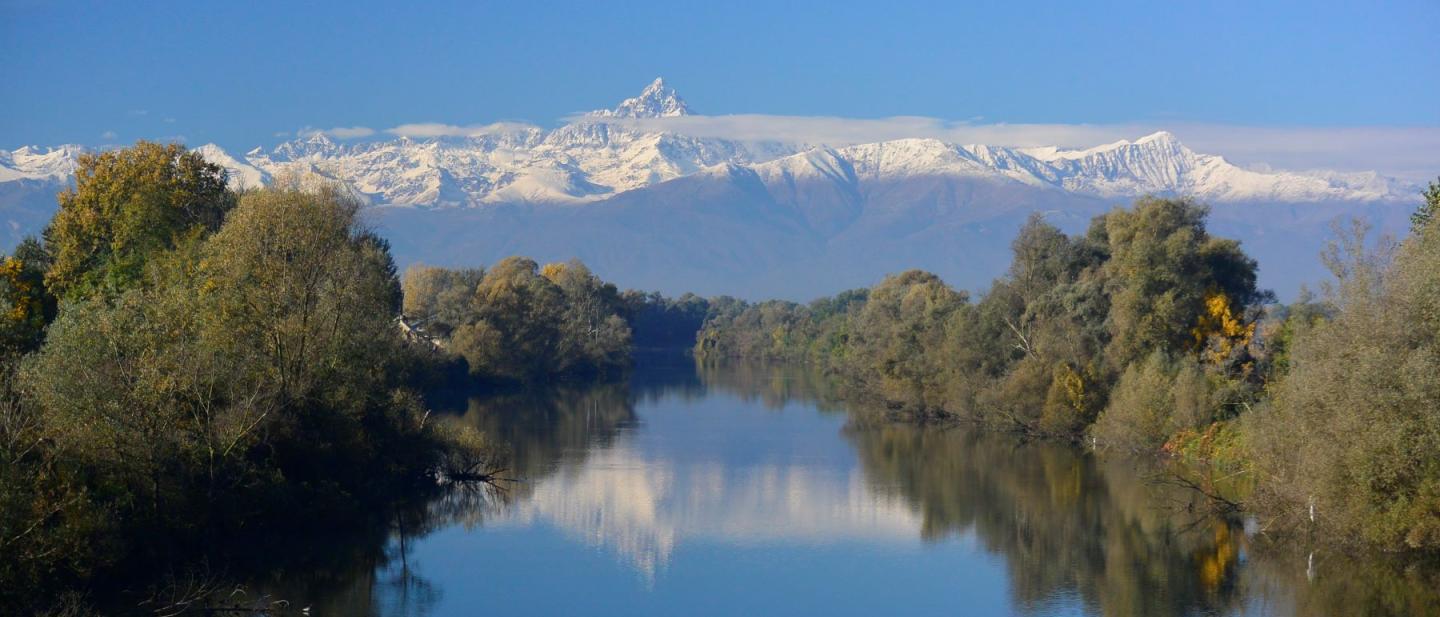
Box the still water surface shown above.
[256,358,1440,616]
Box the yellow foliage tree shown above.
[1190,290,1255,366]
[45,141,233,299]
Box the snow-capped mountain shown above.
[4,78,1412,209]
[0,145,82,183]
[746,131,1408,205]
[586,77,691,118]
[0,79,1422,300]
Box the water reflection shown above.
[847,423,1247,616]
[439,359,917,582]
[242,358,1439,617]
[501,447,921,581]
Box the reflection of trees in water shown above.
[205,492,445,617]
[626,352,847,412]
[847,423,1248,616]
[192,362,1440,616]
[846,422,1440,616]
[455,381,639,487]
[694,358,848,412]
[628,349,707,404]
[373,508,443,617]
[186,385,641,617]
[1240,542,1440,617]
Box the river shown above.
[240,356,1440,616]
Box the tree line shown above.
[399,263,727,383]
[0,142,700,614]
[697,186,1440,553]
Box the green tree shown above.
[1097,197,1263,369]
[22,284,257,520]
[199,185,400,406]
[402,264,484,336]
[1249,218,1440,549]
[453,256,564,381]
[1413,177,1440,233]
[851,270,967,409]
[44,142,234,299]
[542,260,632,375]
[1090,351,1177,452]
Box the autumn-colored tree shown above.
[0,237,56,357]
[44,141,234,299]
[1097,197,1263,369]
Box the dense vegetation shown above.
[400,264,730,383]
[698,189,1440,552]
[1248,183,1440,550]
[0,143,661,614]
[402,258,632,382]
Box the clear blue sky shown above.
[2,0,1436,153]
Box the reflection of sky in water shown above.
[398,389,1014,616]
[485,394,930,581]
[500,449,925,580]
[276,363,1436,616]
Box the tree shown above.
[199,184,399,406]
[402,264,484,336]
[1098,197,1263,369]
[1091,351,1176,453]
[0,237,56,357]
[454,257,564,381]
[851,270,967,409]
[1249,219,1440,549]
[1413,177,1440,233]
[22,285,256,519]
[4,178,482,609]
[45,142,234,299]
[542,260,631,375]
[404,258,635,381]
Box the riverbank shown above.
[695,194,1440,553]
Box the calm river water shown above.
[247,357,1440,616]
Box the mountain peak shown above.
[1134,130,1177,144]
[271,131,343,161]
[591,77,690,118]
[1131,131,1187,152]
[304,131,337,145]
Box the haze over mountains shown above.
[0,79,1419,299]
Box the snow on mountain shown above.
[214,104,1410,208]
[1,81,1421,302]
[1,80,1416,212]
[841,139,999,180]
[212,82,794,206]
[1009,131,1405,202]
[193,143,269,190]
[0,145,82,183]
[587,77,691,118]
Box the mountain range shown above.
[0,79,1420,299]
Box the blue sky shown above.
[2,0,1437,177]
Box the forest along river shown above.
[256,357,1440,616]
